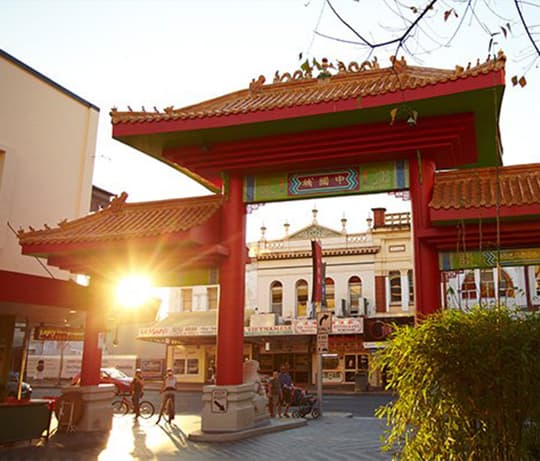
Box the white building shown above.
[0,48,99,384]
[141,206,416,389]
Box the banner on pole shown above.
[311,239,323,302]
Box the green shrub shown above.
[373,307,540,461]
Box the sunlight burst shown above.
[116,275,152,308]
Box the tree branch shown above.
[514,0,540,58]
[325,0,439,52]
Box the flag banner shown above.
[321,262,327,309]
[311,240,323,305]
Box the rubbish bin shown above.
[354,372,369,393]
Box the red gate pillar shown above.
[80,279,104,385]
[216,175,246,385]
[409,155,441,318]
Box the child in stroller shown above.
[289,385,321,419]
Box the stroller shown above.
[289,385,321,419]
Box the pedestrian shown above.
[130,369,144,419]
[157,368,177,424]
[278,364,293,417]
[268,369,282,418]
[35,359,44,383]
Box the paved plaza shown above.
[0,413,392,460]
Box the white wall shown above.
[0,53,98,278]
[254,255,376,317]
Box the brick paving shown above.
[0,413,392,460]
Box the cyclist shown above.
[130,369,144,420]
[157,368,177,423]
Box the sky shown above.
[1,0,539,242]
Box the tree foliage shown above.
[373,307,540,460]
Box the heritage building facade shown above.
[139,206,415,389]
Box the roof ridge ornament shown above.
[337,57,380,73]
[271,56,384,84]
[109,191,128,213]
[249,75,266,95]
[390,55,408,72]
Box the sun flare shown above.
[116,275,152,308]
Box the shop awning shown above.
[137,310,255,344]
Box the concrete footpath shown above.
[0,412,392,460]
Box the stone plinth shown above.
[201,383,269,433]
[60,384,115,432]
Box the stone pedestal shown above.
[61,384,115,432]
[201,383,269,433]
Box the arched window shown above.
[296,279,308,317]
[270,281,283,316]
[324,277,335,312]
[348,276,362,312]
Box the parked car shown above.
[7,371,32,400]
[71,367,132,395]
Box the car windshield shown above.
[103,368,128,379]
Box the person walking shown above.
[278,364,293,418]
[157,368,177,424]
[130,369,144,420]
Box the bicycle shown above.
[112,394,155,419]
[156,392,175,424]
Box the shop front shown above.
[138,313,371,388]
[247,331,312,384]
[320,336,368,385]
[170,343,252,384]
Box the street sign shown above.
[317,312,332,334]
[211,389,228,413]
[317,332,329,354]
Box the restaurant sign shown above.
[245,325,293,336]
[293,318,363,335]
[33,326,84,342]
[138,325,217,338]
[139,317,363,339]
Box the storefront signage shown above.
[245,325,293,336]
[293,319,317,335]
[139,317,363,339]
[33,326,84,342]
[292,317,363,335]
[332,318,364,334]
[138,325,217,338]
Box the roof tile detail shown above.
[430,164,540,210]
[19,194,223,245]
[110,53,506,125]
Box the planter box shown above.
[0,399,52,444]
